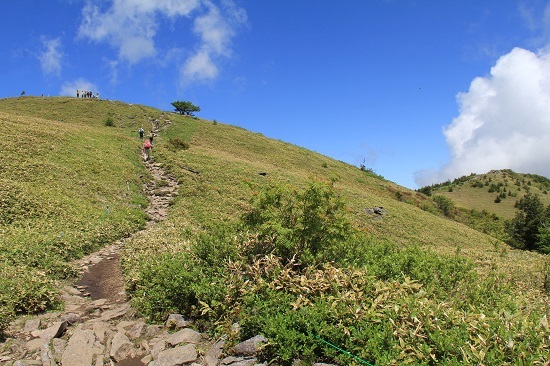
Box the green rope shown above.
[314,335,374,366]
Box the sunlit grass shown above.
[0,96,156,328]
[1,97,548,364]
[139,117,550,289]
[431,171,550,220]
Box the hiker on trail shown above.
[77,90,79,98]
[139,127,144,139]
[143,138,152,161]
[148,131,154,145]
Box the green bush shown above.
[433,195,456,217]
[0,265,61,332]
[505,193,550,252]
[241,180,356,267]
[104,117,115,127]
[168,137,189,151]
[126,179,550,365]
[130,252,200,322]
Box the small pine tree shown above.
[505,193,549,251]
[171,100,201,115]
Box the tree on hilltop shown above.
[505,193,550,252]
[172,100,200,115]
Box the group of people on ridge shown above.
[76,90,98,99]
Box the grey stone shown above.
[145,325,163,338]
[40,342,54,366]
[165,314,192,329]
[91,299,108,307]
[206,339,226,366]
[150,339,167,359]
[118,320,147,340]
[97,304,131,321]
[0,355,13,363]
[23,318,41,333]
[233,335,267,356]
[61,313,81,325]
[61,328,96,366]
[155,344,198,366]
[92,321,112,344]
[365,206,387,216]
[51,338,67,362]
[40,321,68,340]
[110,332,134,362]
[220,356,258,366]
[26,337,48,351]
[165,328,201,346]
[63,285,82,296]
[141,354,153,365]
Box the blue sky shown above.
[2,1,550,189]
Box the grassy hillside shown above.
[1,97,548,364]
[426,170,550,220]
[0,96,157,328]
[124,114,548,287]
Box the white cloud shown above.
[38,37,63,76]
[180,0,247,84]
[415,47,550,186]
[77,0,246,84]
[78,0,203,64]
[182,49,218,81]
[60,78,99,97]
[193,2,233,56]
[78,0,166,64]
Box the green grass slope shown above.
[0,96,159,328]
[1,97,548,364]
[427,170,550,220]
[127,113,547,287]
[122,109,549,363]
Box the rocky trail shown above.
[0,124,274,366]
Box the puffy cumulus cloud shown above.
[180,0,247,84]
[181,49,218,81]
[415,47,550,187]
[60,78,99,97]
[78,0,247,84]
[38,37,63,76]
[78,0,179,63]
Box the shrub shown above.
[0,265,61,333]
[130,252,201,322]
[168,137,189,151]
[505,193,550,251]
[104,117,115,127]
[241,180,357,267]
[417,186,432,196]
[126,179,550,365]
[537,226,550,254]
[432,195,455,217]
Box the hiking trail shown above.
[0,118,291,366]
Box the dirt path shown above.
[73,157,179,306]
[0,120,182,365]
[73,120,178,305]
[0,121,274,366]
